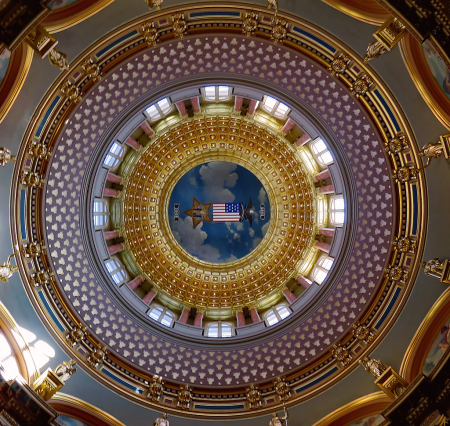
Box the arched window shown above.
[105,258,127,285]
[148,305,175,327]
[309,138,333,166]
[104,141,125,169]
[145,98,173,122]
[260,95,290,119]
[202,85,232,102]
[93,199,109,228]
[311,255,334,284]
[205,322,234,338]
[264,304,291,326]
[329,195,345,226]
[0,331,21,381]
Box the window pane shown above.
[160,312,173,327]
[264,96,277,110]
[266,312,279,326]
[322,259,334,270]
[221,324,233,338]
[110,142,122,155]
[104,154,118,168]
[314,269,327,284]
[276,306,290,319]
[158,98,171,113]
[207,325,219,337]
[334,198,345,210]
[146,104,160,119]
[218,86,229,99]
[105,260,118,273]
[320,151,333,165]
[333,211,345,224]
[112,270,126,284]
[312,139,326,153]
[93,215,106,227]
[149,307,163,321]
[204,86,215,99]
[275,102,289,116]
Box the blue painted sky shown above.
[169,162,270,263]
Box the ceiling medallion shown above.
[121,115,315,310]
[10,4,426,418]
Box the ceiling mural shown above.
[58,416,90,426]
[169,161,270,263]
[348,415,384,426]
[422,40,450,100]
[0,50,11,88]
[49,0,82,10]
[423,318,450,375]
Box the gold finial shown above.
[148,376,164,402]
[48,49,69,71]
[0,252,19,283]
[0,147,16,166]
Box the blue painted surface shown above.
[190,11,241,18]
[373,90,401,133]
[38,291,66,332]
[195,404,245,410]
[96,30,139,59]
[292,27,336,53]
[375,286,402,330]
[102,369,143,393]
[295,366,339,393]
[35,96,61,138]
[412,184,419,235]
[20,189,27,240]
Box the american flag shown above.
[212,203,241,222]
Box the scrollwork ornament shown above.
[332,343,352,366]
[48,49,69,71]
[393,166,419,183]
[177,385,192,410]
[270,18,288,44]
[20,171,44,188]
[359,356,388,378]
[350,75,374,97]
[30,270,53,288]
[421,258,446,280]
[352,323,374,344]
[61,80,82,104]
[246,383,262,409]
[22,242,45,258]
[54,359,77,383]
[143,21,159,47]
[172,13,187,39]
[386,266,409,282]
[66,325,88,346]
[242,12,258,37]
[385,136,408,154]
[82,58,102,82]
[274,377,291,402]
[87,344,108,368]
[28,141,51,160]
[145,0,163,10]
[364,40,387,64]
[393,237,417,253]
[329,53,351,77]
[148,376,164,402]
